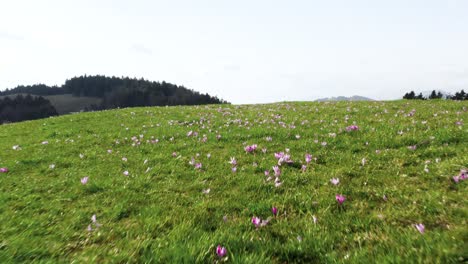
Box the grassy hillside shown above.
[0,100,467,263]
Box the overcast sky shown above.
[1,0,467,104]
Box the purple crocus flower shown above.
[0,167,8,173]
[244,144,257,153]
[460,169,467,180]
[415,223,425,234]
[330,178,340,185]
[81,176,89,185]
[273,166,281,177]
[336,194,346,205]
[252,216,261,227]
[229,157,237,166]
[272,207,278,216]
[216,245,227,258]
[345,125,359,132]
[305,153,312,164]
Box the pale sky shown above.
[1,0,467,104]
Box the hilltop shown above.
[0,100,466,262]
[0,75,227,123]
[315,95,374,102]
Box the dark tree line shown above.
[403,90,467,100]
[0,84,66,96]
[1,75,228,110]
[0,94,58,123]
[61,75,227,109]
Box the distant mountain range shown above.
[315,95,374,102]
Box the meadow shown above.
[0,100,466,263]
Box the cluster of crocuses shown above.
[229,157,237,173]
[251,206,277,229]
[274,151,293,165]
[272,166,282,187]
[244,144,258,153]
[186,130,199,137]
[345,125,359,132]
[453,169,467,183]
[189,157,202,170]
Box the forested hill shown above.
[1,75,228,107]
[0,75,228,123]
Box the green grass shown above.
[0,100,467,263]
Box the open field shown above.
[0,100,467,263]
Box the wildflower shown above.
[172,152,177,157]
[12,145,21,150]
[81,176,89,185]
[460,169,467,180]
[0,167,8,173]
[195,163,202,169]
[273,166,281,177]
[229,157,237,166]
[274,178,282,187]
[232,167,237,173]
[453,175,460,183]
[123,170,129,176]
[264,170,270,176]
[415,223,425,234]
[107,149,112,154]
[361,158,366,166]
[312,215,317,224]
[251,216,261,227]
[278,155,292,165]
[330,178,340,185]
[345,125,359,131]
[91,214,97,223]
[216,245,227,258]
[122,157,127,162]
[335,194,346,205]
[305,153,312,164]
[274,152,284,159]
[272,207,278,216]
[49,164,55,169]
[301,165,307,172]
[244,144,257,153]
[41,141,49,145]
[189,157,196,166]
[202,188,210,194]
[408,145,417,151]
